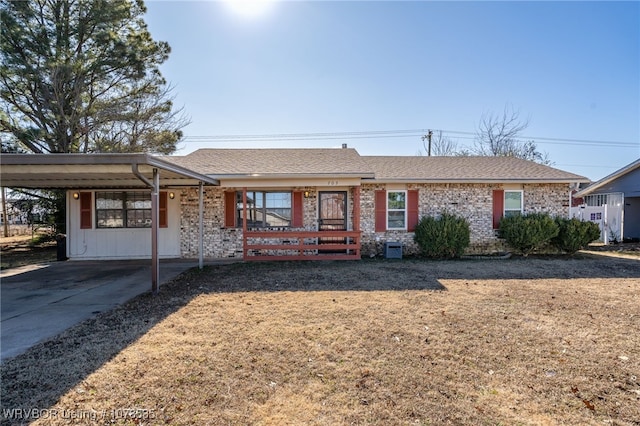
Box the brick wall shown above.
[179,183,570,259]
[359,183,570,256]
[179,187,243,258]
[179,186,315,258]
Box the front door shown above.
[318,191,347,251]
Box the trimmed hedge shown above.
[414,212,470,259]
[551,217,601,254]
[498,213,559,256]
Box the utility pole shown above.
[421,130,433,156]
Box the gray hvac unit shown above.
[384,242,402,259]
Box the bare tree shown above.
[418,130,459,156]
[431,130,459,156]
[474,106,551,164]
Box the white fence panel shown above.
[607,204,623,242]
[570,204,623,244]
[572,205,606,243]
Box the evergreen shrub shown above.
[551,217,601,254]
[498,212,559,256]
[414,212,470,259]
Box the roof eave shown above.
[368,178,589,184]
[209,172,376,180]
[0,153,220,188]
[0,152,151,165]
[145,156,219,185]
[574,158,640,198]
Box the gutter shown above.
[207,172,375,180]
[366,178,590,184]
[0,153,220,186]
[132,163,154,188]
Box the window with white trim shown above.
[236,191,292,228]
[96,191,151,228]
[387,191,407,230]
[504,190,523,217]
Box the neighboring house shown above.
[1,195,29,226]
[573,158,640,242]
[1,148,588,260]
[1,192,51,236]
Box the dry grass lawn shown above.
[2,256,639,425]
[0,234,56,270]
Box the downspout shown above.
[132,163,160,294]
[132,163,153,188]
[199,181,204,270]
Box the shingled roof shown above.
[165,148,588,183]
[364,156,588,183]
[167,148,374,178]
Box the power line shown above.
[555,163,622,169]
[186,134,425,142]
[185,129,429,139]
[441,129,638,147]
[182,128,638,148]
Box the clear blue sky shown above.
[144,0,639,181]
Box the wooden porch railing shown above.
[243,230,361,261]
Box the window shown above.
[96,192,125,228]
[493,189,524,229]
[236,191,292,228]
[96,191,151,228]
[126,192,153,227]
[375,190,418,232]
[504,190,523,217]
[387,191,407,230]
[583,193,623,207]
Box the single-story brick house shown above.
[1,147,588,263]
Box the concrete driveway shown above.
[1,259,198,361]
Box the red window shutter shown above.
[375,190,387,232]
[407,190,419,231]
[224,191,236,228]
[79,192,92,229]
[292,191,303,227]
[492,190,504,229]
[159,192,168,228]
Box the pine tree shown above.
[0,0,187,154]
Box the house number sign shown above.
[328,180,339,186]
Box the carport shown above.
[0,153,219,293]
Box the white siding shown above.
[66,190,181,260]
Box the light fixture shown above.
[304,191,310,198]
[169,192,175,199]
[72,192,80,200]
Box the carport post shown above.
[131,163,159,294]
[199,181,204,270]
[151,168,160,294]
